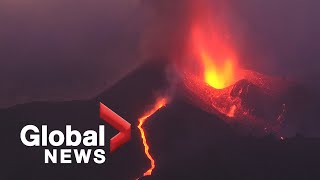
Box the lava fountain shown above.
[175,0,290,136]
[179,0,244,119]
[191,21,239,89]
[186,0,241,90]
[137,97,168,178]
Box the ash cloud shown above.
[139,0,191,61]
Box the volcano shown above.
[2,60,320,180]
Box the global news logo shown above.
[19,103,131,164]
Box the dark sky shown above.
[230,0,320,81]
[0,0,145,107]
[1,0,320,107]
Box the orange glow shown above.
[137,97,168,177]
[191,23,238,89]
[227,105,237,117]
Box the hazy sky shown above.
[1,0,320,107]
[0,0,145,107]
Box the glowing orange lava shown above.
[137,97,168,178]
[186,0,239,89]
[191,23,239,89]
[227,105,237,118]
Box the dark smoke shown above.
[140,0,191,61]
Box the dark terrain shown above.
[2,61,320,180]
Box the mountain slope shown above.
[1,60,320,180]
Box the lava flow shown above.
[175,0,290,136]
[137,97,168,178]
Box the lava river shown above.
[137,97,168,179]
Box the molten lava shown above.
[174,0,290,136]
[191,23,239,89]
[180,69,290,136]
[137,97,168,178]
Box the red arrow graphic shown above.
[99,102,131,153]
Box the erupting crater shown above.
[175,0,291,136]
[191,22,239,90]
[135,0,297,178]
